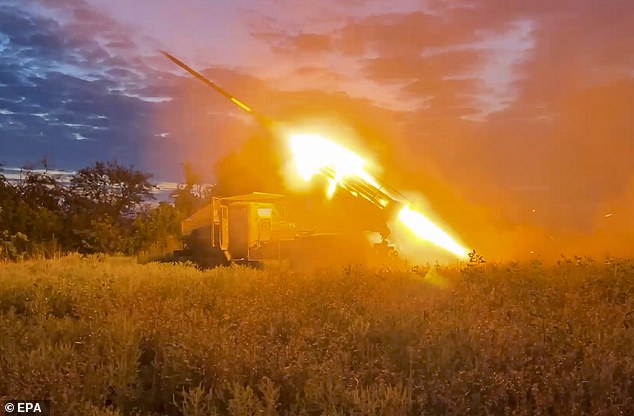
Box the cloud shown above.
[248,6,539,119]
[252,32,333,55]
[0,0,201,175]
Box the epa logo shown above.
[2,401,50,416]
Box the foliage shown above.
[170,162,215,219]
[133,202,181,254]
[0,231,31,261]
[0,162,171,259]
[0,256,632,415]
[69,161,155,218]
[0,169,65,249]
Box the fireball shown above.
[287,132,470,259]
[397,205,470,259]
[288,133,380,198]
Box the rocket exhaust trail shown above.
[161,51,274,127]
[161,51,254,114]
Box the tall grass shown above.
[0,255,632,415]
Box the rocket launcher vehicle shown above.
[162,51,470,259]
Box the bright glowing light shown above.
[257,208,272,218]
[326,178,338,198]
[287,131,470,259]
[288,133,379,198]
[397,205,470,259]
[230,97,252,113]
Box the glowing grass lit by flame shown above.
[288,132,470,259]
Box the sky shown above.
[1,0,633,258]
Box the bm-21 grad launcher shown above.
[162,51,470,260]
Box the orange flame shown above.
[287,132,470,259]
[288,133,380,198]
[397,205,470,259]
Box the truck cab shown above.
[179,192,294,266]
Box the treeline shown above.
[0,161,209,260]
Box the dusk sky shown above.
[1,0,633,257]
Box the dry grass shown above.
[0,255,633,415]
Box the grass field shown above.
[0,255,633,415]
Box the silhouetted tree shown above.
[0,160,189,259]
[0,166,66,256]
[170,162,209,218]
[133,201,181,252]
[69,161,156,217]
[63,161,156,254]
